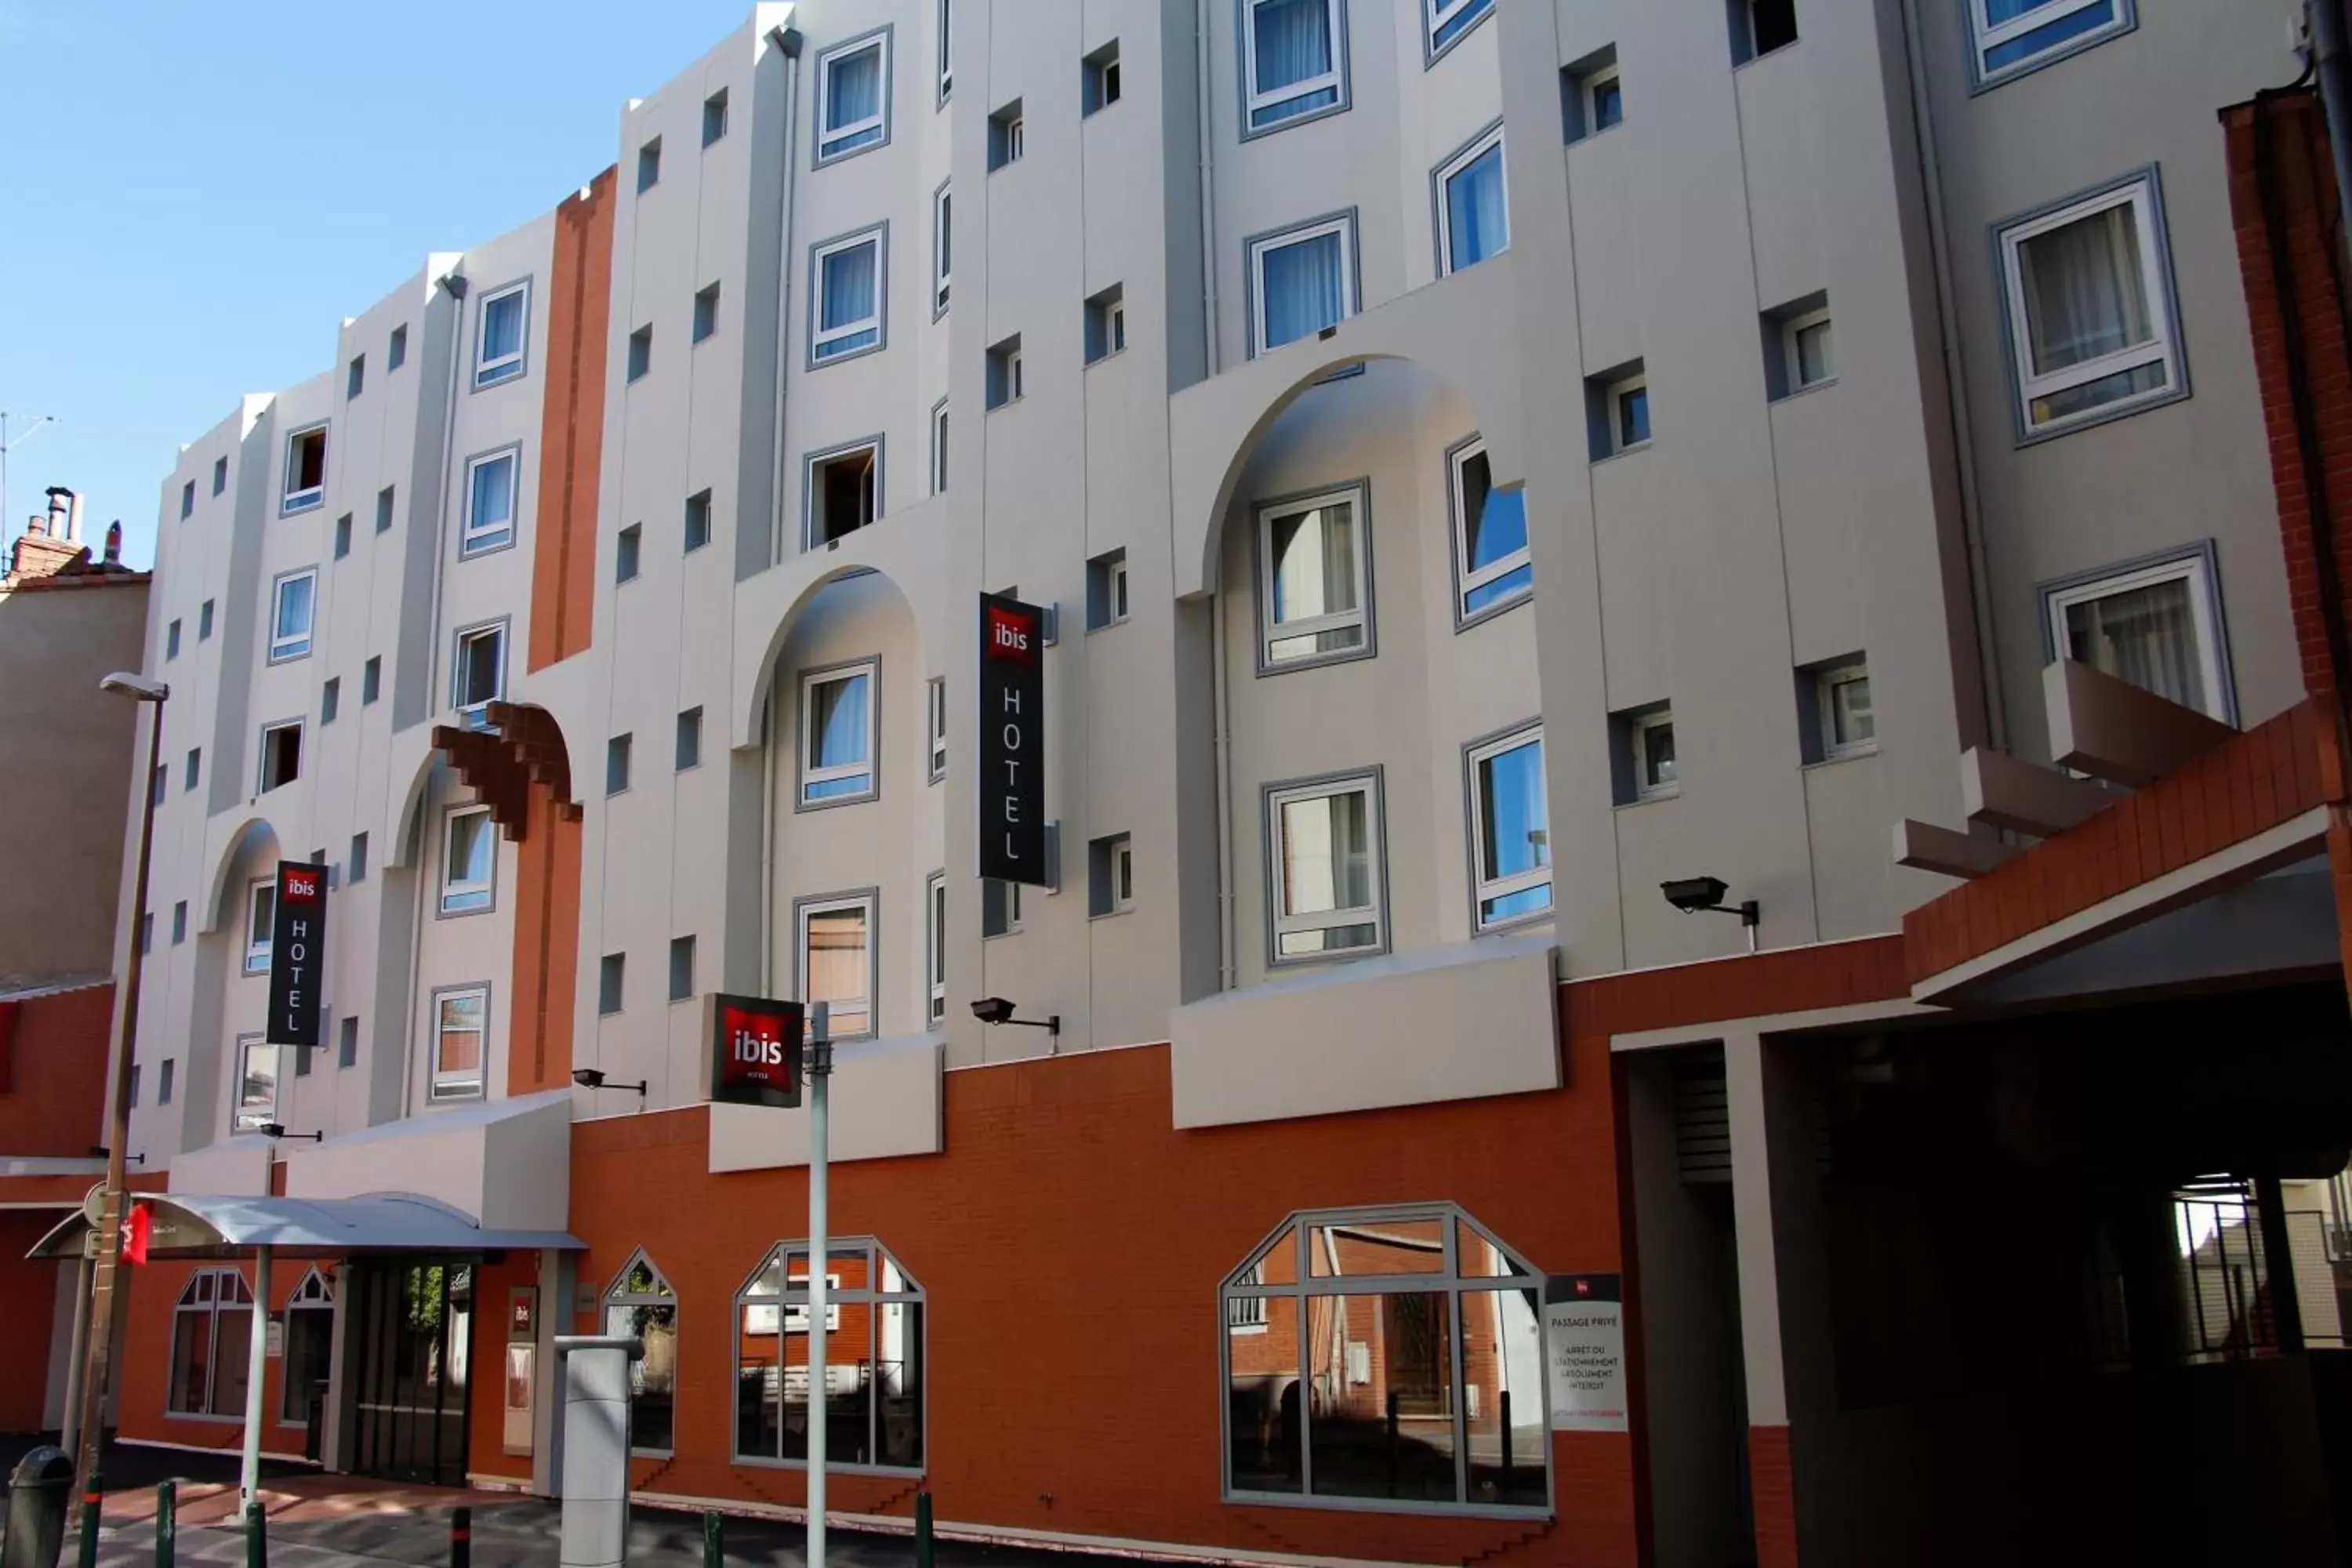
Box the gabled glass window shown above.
[735,1240,925,1470]
[604,1252,679,1456]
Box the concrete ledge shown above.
[1169,936,1560,1129]
[281,1088,572,1230]
[708,1035,942,1172]
[165,1137,274,1197]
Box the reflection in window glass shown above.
[1228,1294,1302,1494]
[800,899,873,1040]
[1472,729,1551,927]
[1454,442,1530,619]
[1260,491,1367,665]
[1308,1291,1457,1501]
[1273,782,1380,959]
[605,1254,679,1454]
[2064,575,2202,713]
[735,1240,924,1470]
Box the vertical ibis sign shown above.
[978,592,1049,885]
[266,861,328,1050]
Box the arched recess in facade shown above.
[415,701,584,1097]
[201,815,282,937]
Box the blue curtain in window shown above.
[1446,144,1508,271]
[472,456,514,529]
[821,242,880,354]
[827,46,884,143]
[1983,0,2114,71]
[814,675,871,769]
[277,576,313,640]
[482,295,522,361]
[1261,232,1345,349]
[1254,0,1333,93]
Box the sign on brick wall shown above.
[978,591,1049,885]
[266,861,328,1050]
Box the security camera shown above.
[1661,876,1730,914]
[970,997,1015,1025]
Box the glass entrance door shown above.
[348,1260,474,1485]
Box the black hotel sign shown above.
[266,861,328,1050]
[978,592,1049,886]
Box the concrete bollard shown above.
[554,1335,642,1568]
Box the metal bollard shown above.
[701,1510,723,1568]
[155,1480,176,1568]
[75,1472,101,1568]
[914,1492,935,1568]
[245,1500,266,1568]
[448,1506,470,1568]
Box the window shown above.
[361,656,381,705]
[1468,726,1551,929]
[1084,39,1122,114]
[181,481,194,520]
[1085,285,1127,364]
[321,677,341,726]
[441,805,496,915]
[376,485,395,534]
[937,0,953,100]
[432,985,486,1100]
[1243,0,1346,135]
[989,100,1025,170]
[985,336,1024,409]
[2042,547,2230,720]
[1814,663,1875,760]
[605,1254,679,1455]
[185,747,201,792]
[139,913,152,956]
[234,1036,278,1132]
[281,1270,334,1425]
[1786,310,1833,390]
[338,1016,358,1069]
[627,325,653,383]
[1449,437,1530,624]
[817,31,889,163]
[1625,708,1677,802]
[932,184,952,314]
[734,1239,924,1468]
[168,1268,257,1418]
[172,901,187,945]
[267,570,316,662]
[1436,125,1508,275]
[693,283,721,344]
[801,662,877,806]
[260,720,303,792]
[461,448,519,557]
[1969,0,2132,86]
[983,878,1022,938]
[347,354,365,400]
[1734,0,1798,64]
[600,953,626,1015]
[670,935,697,1003]
[927,677,947,782]
[167,619,182,659]
[1221,1206,1547,1511]
[702,87,730,147]
[924,870,946,1024]
[637,137,662,193]
[476,281,530,387]
[796,893,876,1040]
[1586,361,1650,459]
[281,425,328,514]
[160,1058,176,1102]
[617,524,641,583]
[1563,49,1623,142]
[677,706,703,771]
[388,325,408,372]
[1090,833,1135,917]
[332,513,352,559]
[1425,0,1494,60]
[1256,483,1371,671]
[811,228,885,365]
[1087,550,1131,631]
[212,456,228,495]
[1762,293,1833,400]
[350,832,368,884]
[150,764,165,808]
[685,489,714,553]
[1997,171,2183,439]
[452,623,505,716]
[608,733,633,795]
[1249,214,1357,355]
[200,599,215,640]
[930,400,949,495]
[807,442,880,547]
[1267,771,1384,961]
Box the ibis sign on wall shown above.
[266,861,328,1050]
[706,993,804,1109]
[978,592,1050,886]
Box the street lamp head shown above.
[100,672,168,702]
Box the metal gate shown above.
[347,1259,474,1486]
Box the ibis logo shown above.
[282,868,322,902]
[709,994,804,1108]
[985,603,1035,662]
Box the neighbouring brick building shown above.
[27,4,2352,1566]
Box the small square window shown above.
[693,282,720,344]
[321,677,341,726]
[637,137,662,192]
[362,655,382,705]
[927,676,947,781]
[347,354,365,400]
[600,953,626,1015]
[211,456,228,495]
[1586,360,1650,459]
[333,513,352,559]
[269,570,317,662]
[442,805,496,914]
[1247,215,1358,355]
[294,1039,312,1078]
[1435,125,1508,276]
[1266,772,1385,962]
[180,480,195,520]
[338,1016,358,1069]
[1733,0,1798,64]
[1256,482,1371,671]
[1613,706,1677,804]
[151,764,165,808]
[684,488,713,553]
[801,662,877,807]
[1085,285,1127,365]
[1762,292,1834,400]
[185,747,201,792]
[989,100,1025,171]
[1083,40,1122,114]
[1087,550,1131,631]
[1813,662,1875,760]
[388,325,408,371]
[200,600,216,641]
[1244,0,1347,133]
[703,89,729,147]
[476,281,530,388]
[676,706,703,771]
[1562,47,1622,143]
[158,1058,175,1103]
[260,720,303,792]
[376,485,396,534]
[1997,172,2183,440]
[1789,313,1833,390]
[1449,436,1530,624]
[172,901,188,946]
[930,400,949,495]
[617,524,643,583]
[1089,833,1135,917]
[669,935,697,1002]
[452,623,505,715]
[166,619,182,660]
[1468,724,1552,929]
[281,425,328,514]
[816,34,888,162]
[627,325,652,383]
[350,832,369,884]
[925,870,947,1024]
[986,336,1024,410]
[608,734,633,796]
[807,443,880,547]
[811,228,885,365]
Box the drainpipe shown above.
[767,25,804,568]
[1196,0,1221,379]
[1214,588,1236,992]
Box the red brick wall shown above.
[0,1209,64,1432]
[507,775,583,1097]
[0,984,113,1157]
[115,1256,319,1457]
[528,167,615,675]
[1747,1426,1799,1568]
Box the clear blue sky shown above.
[0,0,750,570]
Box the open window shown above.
[282,425,328,514]
[1467,724,1552,930]
[808,441,880,547]
[604,1252,679,1456]
[733,1239,924,1469]
[260,720,303,792]
[1448,437,1530,625]
[452,622,505,720]
[441,804,496,915]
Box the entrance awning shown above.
[24,1190,583,1261]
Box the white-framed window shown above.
[2043,550,2229,720]
[801,661,878,805]
[807,440,880,547]
[1249,213,1357,355]
[1969,0,2131,87]
[281,424,328,514]
[734,1238,924,1468]
[925,869,947,1025]
[604,1253,678,1456]
[260,720,303,791]
[432,985,486,1100]
[1436,125,1507,276]
[1632,710,1677,800]
[168,1268,257,1418]
[1449,437,1530,623]
[1244,0,1345,134]
[463,447,519,556]
[234,1036,279,1133]
[1112,837,1135,913]
[280,1269,334,1425]
[796,893,875,1040]
[1468,725,1552,930]
[983,877,1022,938]
[1425,0,1494,59]
[937,0,953,100]
[811,228,885,365]
[702,88,729,147]
[1257,482,1370,670]
[1816,665,1876,759]
[1785,308,1833,391]
[244,880,275,975]
[930,400,949,494]
[927,676,947,782]
[475,281,530,387]
[1584,64,1624,133]
[817,29,891,165]
[1610,374,1651,452]
[441,805,496,915]
[452,623,505,717]
[932,184,952,314]
[1997,172,2181,439]
[1267,771,1384,962]
[268,569,316,662]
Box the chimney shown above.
[104,521,122,565]
[43,486,80,543]
[24,513,45,539]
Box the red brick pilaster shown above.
[1748,1425,1801,1568]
